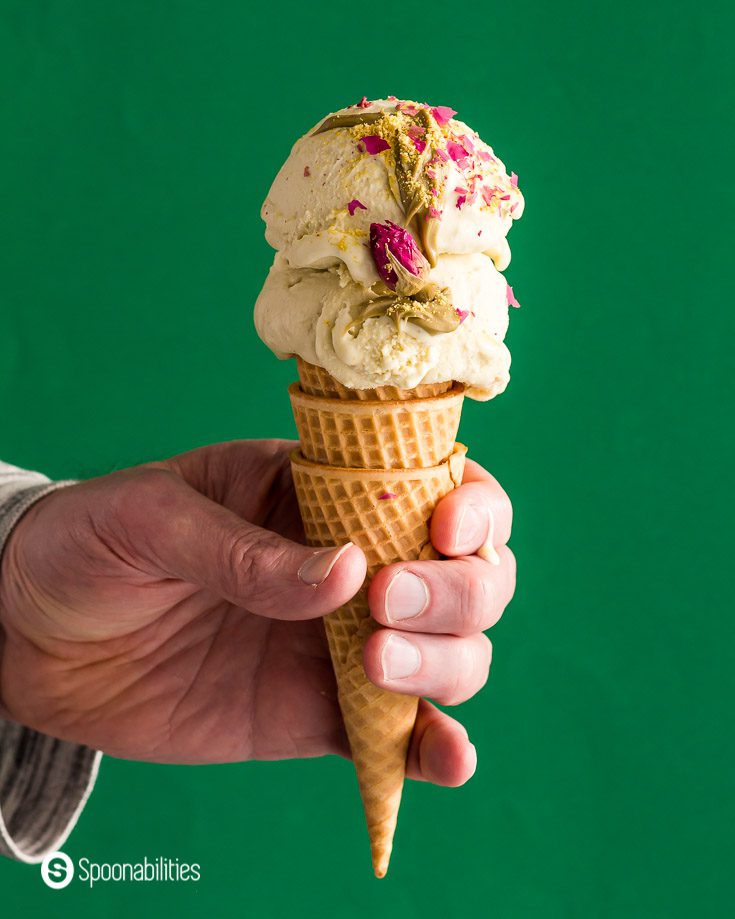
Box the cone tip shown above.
[372,852,390,879]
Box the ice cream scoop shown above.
[255,96,524,400]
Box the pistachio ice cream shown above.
[255,96,524,399]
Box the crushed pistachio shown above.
[313,103,446,265]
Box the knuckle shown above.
[435,642,474,705]
[230,531,290,604]
[459,562,495,634]
[437,638,491,706]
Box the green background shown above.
[1,1,732,916]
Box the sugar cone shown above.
[290,359,465,877]
[289,382,464,469]
[290,447,466,877]
[296,356,452,401]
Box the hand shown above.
[0,440,514,787]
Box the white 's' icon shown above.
[41,851,74,889]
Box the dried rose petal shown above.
[378,492,397,500]
[481,185,500,206]
[447,141,470,165]
[413,138,427,153]
[511,171,519,187]
[357,96,371,108]
[428,205,442,219]
[506,284,521,309]
[347,199,367,216]
[303,166,311,177]
[456,308,470,323]
[369,221,430,294]
[431,106,457,126]
[359,135,391,155]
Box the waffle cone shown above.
[296,357,453,401]
[290,444,466,877]
[289,382,465,469]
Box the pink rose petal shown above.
[428,206,442,219]
[511,171,518,187]
[481,185,500,206]
[378,492,397,500]
[506,284,521,309]
[413,138,427,153]
[360,135,391,155]
[456,308,470,323]
[430,148,449,164]
[347,199,367,216]
[303,166,311,177]
[446,141,470,166]
[431,105,457,126]
[357,96,371,108]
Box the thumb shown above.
[125,469,367,619]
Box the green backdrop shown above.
[1,1,732,916]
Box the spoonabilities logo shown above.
[41,851,74,889]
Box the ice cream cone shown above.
[289,381,464,470]
[257,97,525,879]
[290,359,466,876]
[296,356,453,401]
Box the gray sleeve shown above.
[0,462,102,862]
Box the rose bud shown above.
[369,220,430,296]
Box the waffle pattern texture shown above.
[289,382,464,470]
[290,361,465,877]
[296,357,453,401]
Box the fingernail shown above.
[381,634,421,681]
[298,543,354,587]
[385,570,429,622]
[454,504,489,552]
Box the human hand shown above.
[0,441,514,786]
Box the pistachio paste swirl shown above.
[313,104,444,264]
[312,111,385,134]
[346,284,461,337]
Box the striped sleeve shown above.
[0,461,102,863]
